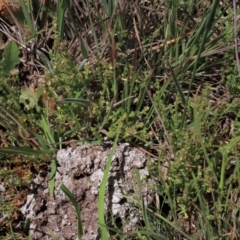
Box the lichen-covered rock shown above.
[21,143,156,240]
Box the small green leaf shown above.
[19,87,43,110]
[0,41,20,75]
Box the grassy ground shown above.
[0,0,240,239]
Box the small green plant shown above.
[148,90,240,238]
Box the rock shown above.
[21,143,156,240]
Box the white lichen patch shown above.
[21,143,156,240]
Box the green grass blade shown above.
[181,0,221,127]
[26,130,50,150]
[135,169,151,231]
[86,2,100,50]
[98,132,119,239]
[19,0,35,35]
[8,214,17,240]
[46,228,59,240]
[98,95,116,132]
[23,218,31,236]
[78,59,88,71]
[129,230,168,240]
[39,115,55,145]
[60,184,83,240]
[56,98,91,107]
[167,60,186,106]
[150,210,193,239]
[65,4,88,58]
[49,159,57,197]
[37,50,54,74]
[101,0,114,16]
[56,0,70,40]
[0,147,54,155]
